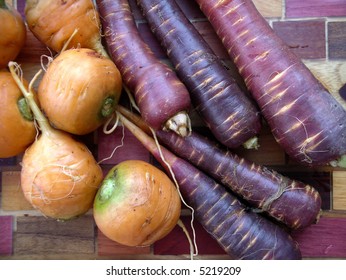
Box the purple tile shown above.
[273,20,326,59]
[286,0,346,18]
[328,21,346,59]
[0,216,13,256]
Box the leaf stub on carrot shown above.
[195,0,346,167]
[96,0,192,136]
[116,111,302,260]
[136,0,262,149]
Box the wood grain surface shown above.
[1,0,346,260]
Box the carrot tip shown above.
[163,111,191,137]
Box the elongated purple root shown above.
[155,129,322,230]
[136,0,261,149]
[96,0,192,136]
[116,111,302,260]
[195,0,346,166]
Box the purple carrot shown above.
[96,0,192,137]
[136,0,261,149]
[155,129,322,230]
[116,110,302,260]
[117,105,322,230]
[195,0,346,167]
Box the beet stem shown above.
[8,62,53,135]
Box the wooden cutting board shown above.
[1,0,346,260]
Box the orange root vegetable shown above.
[25,0,108,57]
[0,71,36,158]
[9,62,103,220]
[93,160,181,247]
[0,0,26,68]
[38,48,122,135]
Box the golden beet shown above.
[93,160,181,247]
[38,48,122,135]
[9,62,103,220]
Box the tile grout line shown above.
[325,19,329,60]
[282,0,286,19]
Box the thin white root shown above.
[177,219,196,260]
[98,123,125,164]
[29,164,82,204]
[40,54,54,72]
[150,127,198,258]
[28,69,43,93]
[60,28,79,53]
[124,85,141,113]
[103,113,120,135]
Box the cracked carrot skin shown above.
[195,0,346,167]
[154,129,321,230]
[136,0,261,149]
[96,0,192,136]
[117,112,302,260]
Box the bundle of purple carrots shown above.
[2,0,346,260]
[96,0,346,259]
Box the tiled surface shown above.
[0,216,13,255]
[286,0,346,18]
[1,0,346,260]
[328,22,346,59]
[272,20,326,59]
[292,215,346,258]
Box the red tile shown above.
[273,20,326,59]
[286,0,346,18]
[292,216,346,258]
[0,216,13,256]
[97,126,150,165]
[153,216,226,256]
